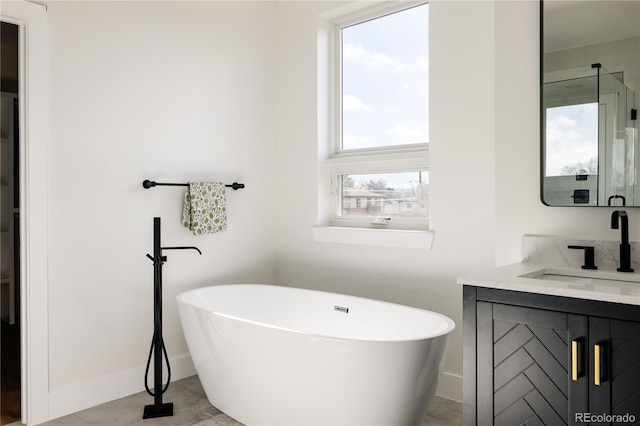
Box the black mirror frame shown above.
[540,0,548,207]
[539,0,638,208]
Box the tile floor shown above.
[19,375,461,426]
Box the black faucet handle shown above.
[568,245,598,270]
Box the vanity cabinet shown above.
[464,286,640,426]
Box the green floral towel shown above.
[181,182,227,235]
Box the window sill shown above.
[311,226,435,249]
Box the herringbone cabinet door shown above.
[609,319,640,425]
[477,302,587,425]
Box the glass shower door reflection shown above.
[598,65,637,206]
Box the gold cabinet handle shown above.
[572,340,579,381]
[594,344,601,386]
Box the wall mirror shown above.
[541,1,640,206]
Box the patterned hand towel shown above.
[181,182,227,235]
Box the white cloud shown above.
[389,126,428,143]
[343,43,408,71]
[416,57,428,71]
[343,94,370,111]
[343,133,373,150]
[545,106,598,176]
[343,43,365,60]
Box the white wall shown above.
[274,0,496,401]
[40,0,640,419]
[545,36,640,95]
[47,1,277,417]
[495,0,640,267]
[275,0,640,404]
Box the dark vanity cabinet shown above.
[464,286,640,425]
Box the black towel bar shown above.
[142,180,245,190]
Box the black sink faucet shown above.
[611,210,634,272]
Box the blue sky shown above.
[341,3,428,150]
[546,103,598,176]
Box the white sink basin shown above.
[520,268,640,287]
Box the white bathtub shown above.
[176,284,454,426]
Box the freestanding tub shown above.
[176,284,454,426]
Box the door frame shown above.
[0,1,49,424]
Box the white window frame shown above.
[323,1,430,232]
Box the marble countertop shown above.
[458,262,640,306]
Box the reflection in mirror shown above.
[541,1,640,206]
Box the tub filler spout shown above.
[143,217,202,420]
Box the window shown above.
[545,103,598,177]
[323,2,429,231]
[339,171,428,219]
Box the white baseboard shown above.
[436,371,462,402]
[46,358,462,422]
[47,354,195,422]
